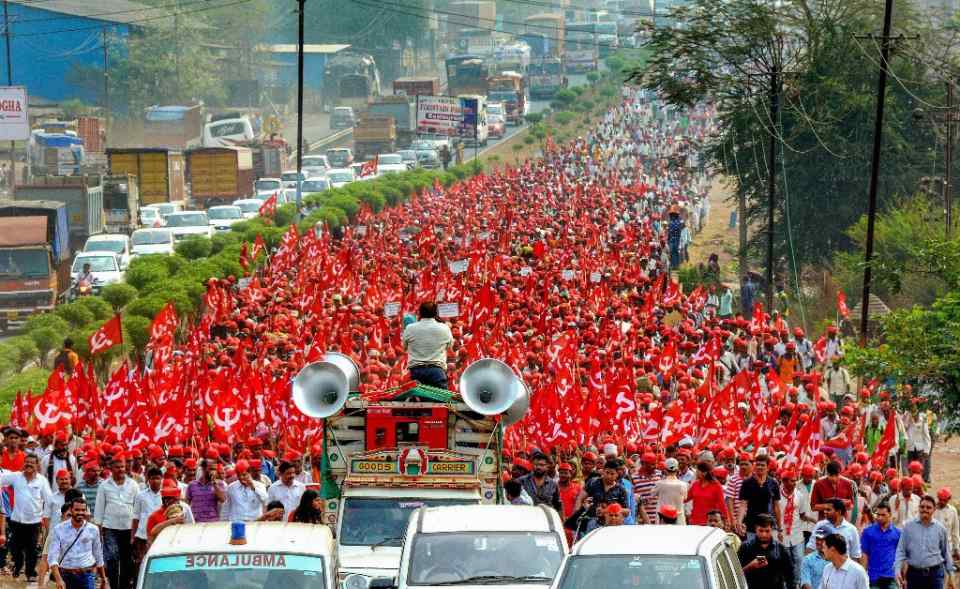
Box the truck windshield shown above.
[255,179,282,192]
[340,498,471,547]
[0,249,49,278]
[210,121,248,138]
[142,553,326,589]
[488,91,516,103]
[165,213,208,227]
[408,532,564,585]
[72,256,117,273]
[132,230,172,245]
[208,207,241,220]
[556,556,707,589]
[85,240,126,254]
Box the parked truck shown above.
[0,201,71,331]
[186,147,255,207]
[353,114,397,161]
[13,177,104,251]
[107,148,187,206]
[27,133,85,176]
[487,71,527,125]
[367,97,417,150]
[393,77,442,97]
[527,57,566,99]
[102,175,140,235]
[143,105,204,149]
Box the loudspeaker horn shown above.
[501,380,531,426]
[323,351,360,392]
[459,358,522,415]
[292,360,350,418]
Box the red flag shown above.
[837,291,850,319]
[259,192,278,217]
[359,155,379,178]
[871,413,897,468]
[89,315,123,356]
[252,233,266,259]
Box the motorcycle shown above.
[70,276,98,300]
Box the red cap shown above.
[169,445,184,458]
[901,477,914,490]
[908,460,924,474]
[938,487,952,501]
[713,466,728,479]
[801,464,817,478]
[558,463,573,472]
[55,469,70,480]
[605,503,624,515]
[83,461,99,472]
[160,481,180,498]
[246,437,262,448]
[658,504,679,519]
[582,451,598,462]
[235,459,249,474]
[204,448,219,460]
[911,474,924,488]
[885,467,898,479]
[184,458,197,470]
[641,452,657,464]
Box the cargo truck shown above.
[367,97,417,150]
[353,114,397,161]
[487,72,527,125]
[102,175,140,235]
[186,147,255,207]
[13,177,104,251]
[0,201,71,331]
[107,148,187,206]
[528,57,567,99]
[143,105,204,149]
[393,77,442,97]
[27,133,85,176]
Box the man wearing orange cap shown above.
[225,459,267,521]
[146,480,195,544]
[42,469,73,539]
[186,459,226,524]
[933,488,960,589]
[890,478,920,529]
[631,452,661,525]
[604,503,626,526]
[904,406,932,484]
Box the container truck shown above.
[353,114,397,161]
[0,201,71,331]
[107,148,187,206]
[13,176,104,251]
[487,72,527,125]
[27,133,85,176]
[186,147,255,206]
[393,77,442,97]
[528,58,567,99]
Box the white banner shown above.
[384,302,401,317]
[449,259,469,274]
[416,96,463,136]
[438,302,460,318]
[0,87,29,141]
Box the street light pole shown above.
[295,0,306,222]
[3,0,14,187]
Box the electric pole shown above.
[858,0,896,344]
[946,82,955,238]
[765,62,780,311]
[103,28,110,139]
[3,0,14,187]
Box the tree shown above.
[29,327,60,368]
[636,0,941,279]
[101,283,138,311]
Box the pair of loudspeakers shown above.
[292,356,529,425]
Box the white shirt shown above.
[402,318,453,368]
[934,504,960,554]
[47,520,104,569]
[225,480,267,522]
[94,476,140,530]
[890,493,921,529]
[778,486,813,547]
[133,487,162,539]
[0,471,52,524]
[267,479,306,519]
[905,413,932,453]
[45,489,66,524]
[819,557,869,589]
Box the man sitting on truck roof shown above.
[401,301,454,390]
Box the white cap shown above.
[602,443,618,458]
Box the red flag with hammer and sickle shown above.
[89,315,123,356]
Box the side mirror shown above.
[369,578,396,589]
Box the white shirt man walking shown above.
[94,454,139,589]
[820,533,869,589]
[0,453,52,581]
[48,497,109,589]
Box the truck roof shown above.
[0,200,67,212]
[148,522,335,558]
[0,217,46,247]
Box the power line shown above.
[9,0,253,38]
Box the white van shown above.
[373,505,567,589]
[458,95,488,147]
[203,115,256,147]
[137,522,337,589]
[550,525,746,589]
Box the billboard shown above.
[416,96,463,136]
[459,97,479,139]
[0,87,29,141]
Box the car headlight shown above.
[341,573,370,589]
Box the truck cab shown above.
[323,392,503,589]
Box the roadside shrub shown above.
[524,112,543,125]
[76,296,113,321]
[554,111,576,126]
[54,302,95,329]
[100,283,138,310]
[175,236,213,260]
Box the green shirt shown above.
[865,424,884,454]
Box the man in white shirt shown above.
[48,498,109,589]
[225,460,268,522]
[889,479,920,529]
[779,469,816,586]
[130,467,163,580]
[94,453,139,589]
[904,409,932,482]
[401,302,454,389]
[0,454,52,581]
[267,461,305,519]
[934,487,960,589]
[820,533,869,589]
[42,469,72,535]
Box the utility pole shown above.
[765,62,780,311]
[294,0,306,221]
[174,2,180,101]
[3,0,14,187]
[102,28,110,139]
[942,82,955,237]
[858,0,896,344]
